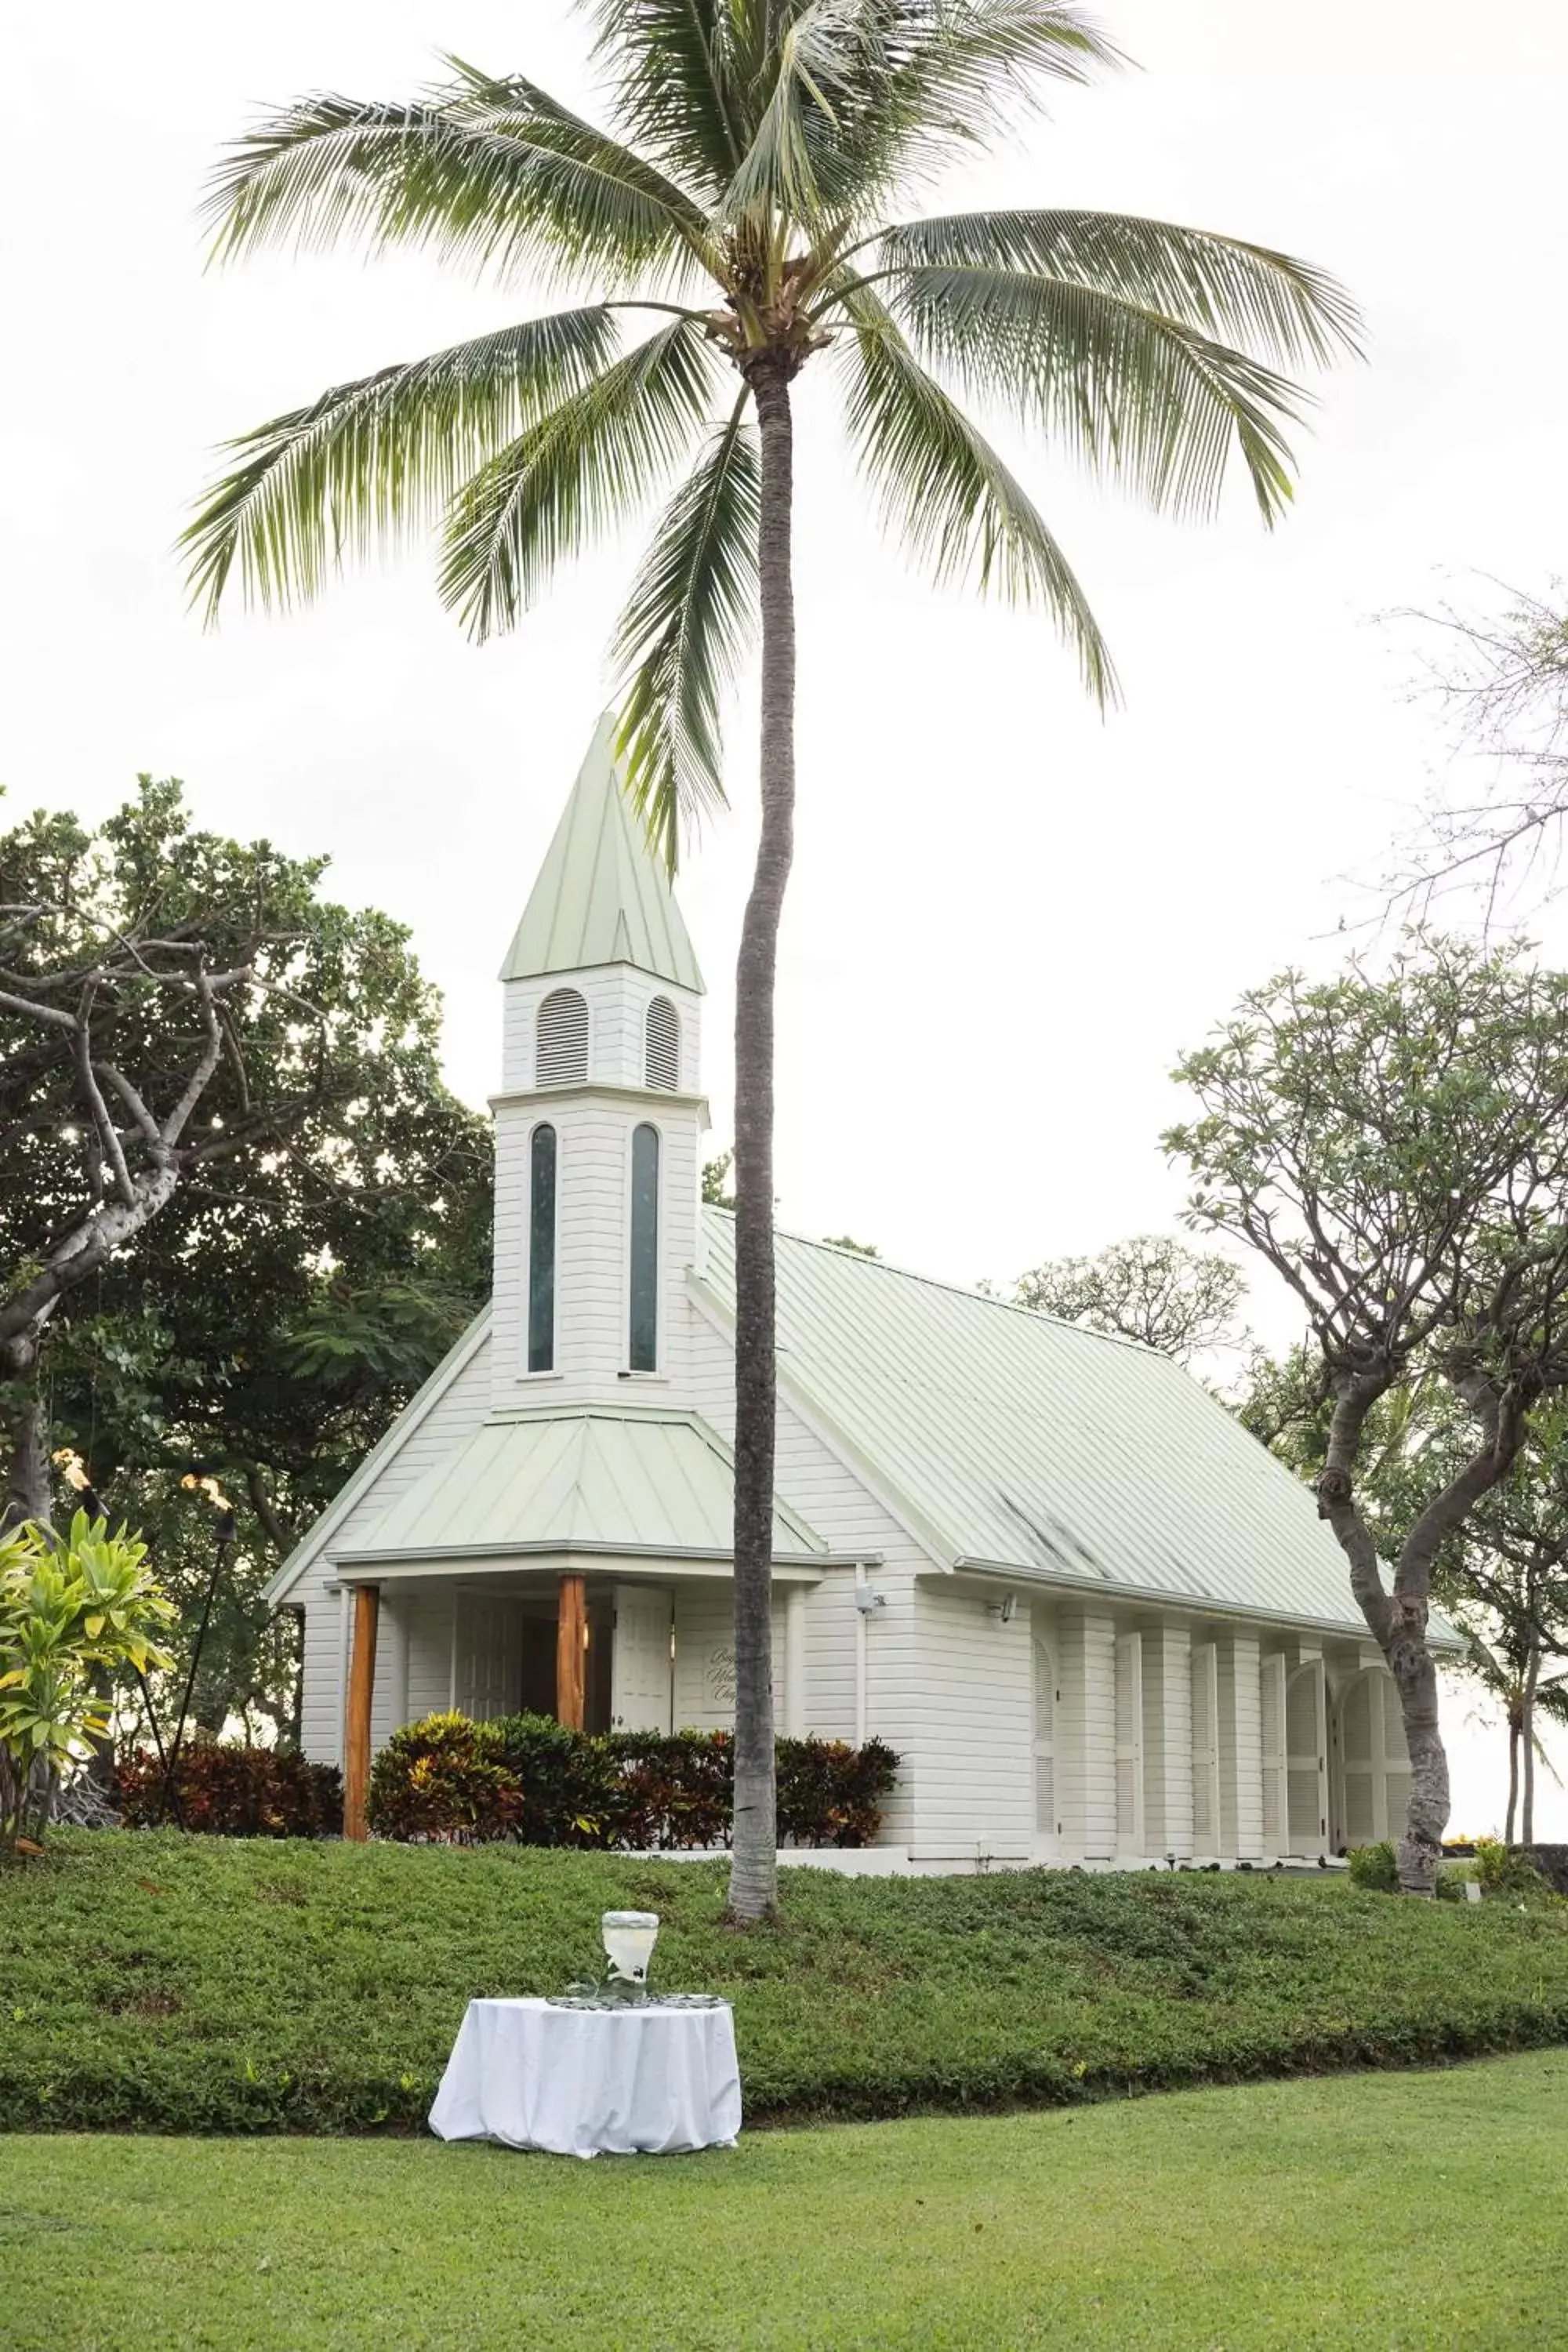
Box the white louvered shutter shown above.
[1259,1653,1288,1854]
[1287,1660,1329,1853]
[1116,1633,1145,1853]
[536,988,589,1086]
[1340,1673,1378,1843]
[1191,1642,1220,1854]
[1032,1637,1056,1843]
[644,996,680,1090]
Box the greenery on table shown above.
[4,1832,1568,2135]
[6,2056,1568,2350]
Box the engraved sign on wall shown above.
[704,1644,737,1708]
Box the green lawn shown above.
[5,1831,1568,2132]
[6,2055,1566,2349]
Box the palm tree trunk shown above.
[728,355,797,1923]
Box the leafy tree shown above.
[701,1152,737,1210]
[1235,1348,1568,1838]
[1168,935,1568,1891]
[1013,1233,1246,1364]
[184,5,1359,1915]
[822,1235,880,1258]
[1,782,492,1732]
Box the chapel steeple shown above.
[490,720,708,1408]
[499,710,703,993]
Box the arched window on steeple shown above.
[536,987,588,1086]
[528,1124,557,1373]
[629,1123,660,1371]
[644,996,680,1090]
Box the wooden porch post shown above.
[556,1573,586,1730]
[343,1583,380,1843]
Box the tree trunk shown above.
[1,1343,50,1531]
[1388,1618,1447,1895]
[1522,1632,1541,1847]
[1505,1704,1521,1845]
[727,357,798,1923]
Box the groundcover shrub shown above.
[5,1834,1568,2135]
[114,1745,343,1838]
[367,1714,898,1849]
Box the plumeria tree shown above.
[185,2,1358,1917]
[1168,935,1568,1893]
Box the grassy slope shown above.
[4,1831,1568,2132]
[6,2056,1568,2350]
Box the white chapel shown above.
[269,719,1427,1868]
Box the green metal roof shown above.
[695,1214,1458,1643]
[336,1405,822,1567]
[500,713,704,993]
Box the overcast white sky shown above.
[6,1,1567,1833]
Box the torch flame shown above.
[181,1473,234,1513]
[52,1449,92,1493]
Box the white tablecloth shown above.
[428,1997,742,2158]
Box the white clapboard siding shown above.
[1259,1651,1289,1855]
[1191,1640,1221,1857]
[908,1579,1033,1860]
[1057,1610,1118,1861]
[684,1305,927,1846]
[670,1587,789,1733]
[1287,1658,1330,1853]
[1115,1632,1145,1855]
[1032,1632,1057,1849]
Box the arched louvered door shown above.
[1286,1661,1330,1855]
[1032,1634,1057,1852]
[1335,1668,1412,1847]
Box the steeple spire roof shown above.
[499,713,705,993]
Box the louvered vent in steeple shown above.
[536,987,588,1086]
[644,996,680,1090]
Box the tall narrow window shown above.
[629,1123,660,1371]
[528,1124,557,1372]
[644,996,680,1090]
[536,987,588,1087]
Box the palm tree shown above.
[184,2,1359,1918]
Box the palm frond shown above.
[583,0,747,198]
[180,308,620,620]
[836,294,1116,703]
[203,80,706,292]
[721,2,1114,227]
[880,264,1313,524]
[611,399,762,867]
[874,2,1118,187]
[439,319,722,640]
[878,209,1363,367]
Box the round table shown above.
[428,1996,742,2158]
